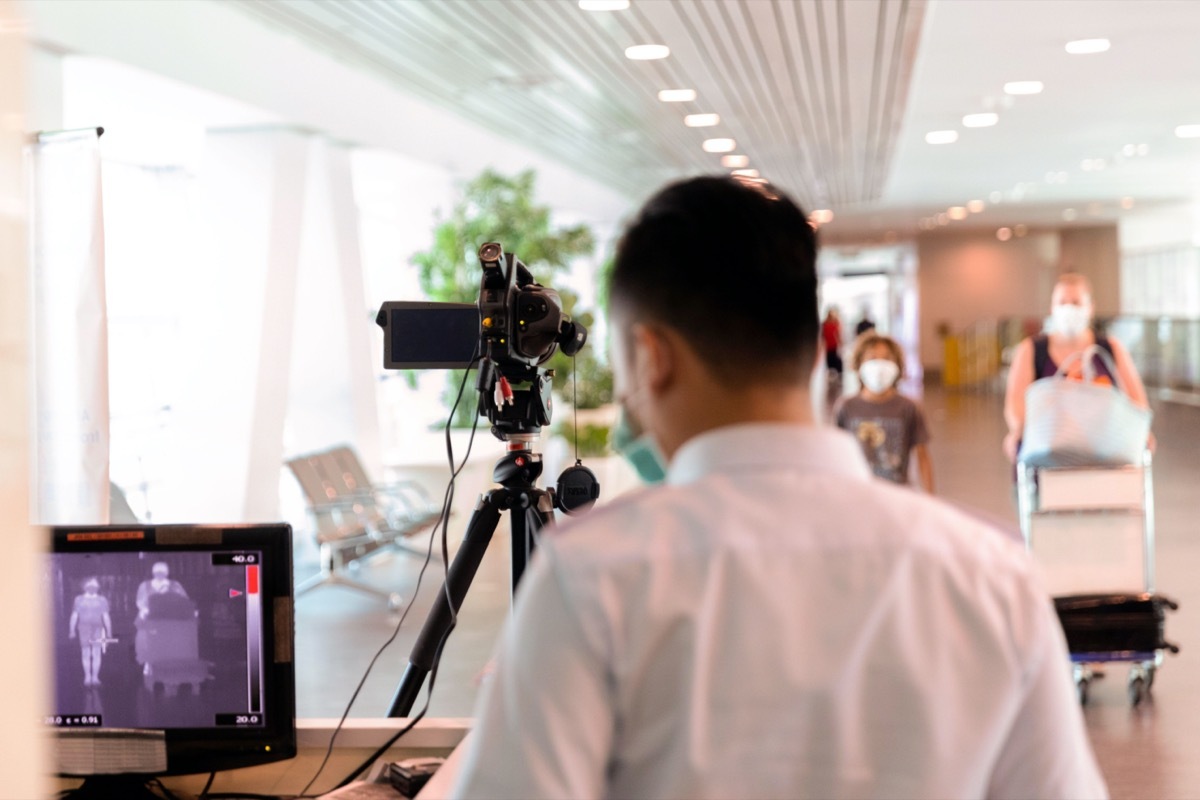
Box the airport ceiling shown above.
[234,0,1200,242]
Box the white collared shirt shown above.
[448,424,1106,800]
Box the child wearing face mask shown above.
[835,333,935,492]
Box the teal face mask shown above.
[611,406,667,485]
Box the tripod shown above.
[387,434,553,717]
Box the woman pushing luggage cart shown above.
[1005,272,1176,705]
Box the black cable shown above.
[329,613,457,791]
[198,771,216,798]
[303,353,483,797]
[572,354,579,462]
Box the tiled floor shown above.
[293,382,1200,798]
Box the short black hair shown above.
[609,176,819,383]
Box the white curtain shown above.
[28,127,110,524]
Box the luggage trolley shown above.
[1016,451,1178,705]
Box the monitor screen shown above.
[47,524,296,781]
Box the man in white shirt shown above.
[446,176,1106,799]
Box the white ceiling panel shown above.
[229,0,1200,240]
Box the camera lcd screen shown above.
[378,301,479,369]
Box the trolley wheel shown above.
[1077,677,1090,706]
[1144,664,1157,692]
[1128,675,1147,706]
[387,593,404,612]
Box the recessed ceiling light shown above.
[578,0,629,8]
[731,168,760,178]
[996,227,1013,241]
[962,113,999,128]
[1176,124,1200,138]
[684,113,720,127]
[1121,196,1135,209]
[721,154,750,168]
[1065,38,1110,55]
[658,89,696,102]
[810,209,834,225]
[966,200,985,213]
[925,130,958,144]
[947,206,969,220]
[702,138,736,153]
[625,44,670,60]
[1004,81,1044,95]
[936,213,949,225]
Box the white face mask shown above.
[859,358,900,393]
[1051,303,1091,338]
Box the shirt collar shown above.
[666,423,871,486]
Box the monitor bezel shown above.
[48,523,297,777]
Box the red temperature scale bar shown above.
[246,564,263,716]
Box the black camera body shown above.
[476,241,584,369]
[376,242,587,439]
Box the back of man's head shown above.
[610,176,819,385]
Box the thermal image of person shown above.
[68,577,112,687]
[136,562,189,620]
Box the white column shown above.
[326,144,382,474]
[243,131,308,521]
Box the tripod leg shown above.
[509,489,555,591]
[387,492,503,718]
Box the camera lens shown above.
[479,242,502,263]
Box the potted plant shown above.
[411,168,608,429]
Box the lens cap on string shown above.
[555,462,601,515]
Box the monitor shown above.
[46,523,296,797]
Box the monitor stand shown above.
[64,775,172,800]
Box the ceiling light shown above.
[996,227,1013,241]
[684,113,720,127]
[1121,196,1135,209]
[1065,38,1110,55]
[925,130,958,144]
[1176,124,1200,139]
[936,213,949,225]
[625,44,670,60]
[810,209,834,225]
[658,89,696,102]
[966,200,985,213]
[947,206,968,220]
[731,168,760,178]
[578,0,629,9]
[1004,81,1044,95]
[962,113,999,128]
[702,138,736,153]
[721,154,749,168]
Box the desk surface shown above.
[55,718,470,799]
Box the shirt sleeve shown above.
[834,398,849,430]
[909,400,930,446]
[448,544,614,800]
[985,590,1108,800]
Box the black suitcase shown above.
[1054,593,1179,654]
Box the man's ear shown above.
[631,323,676,394]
